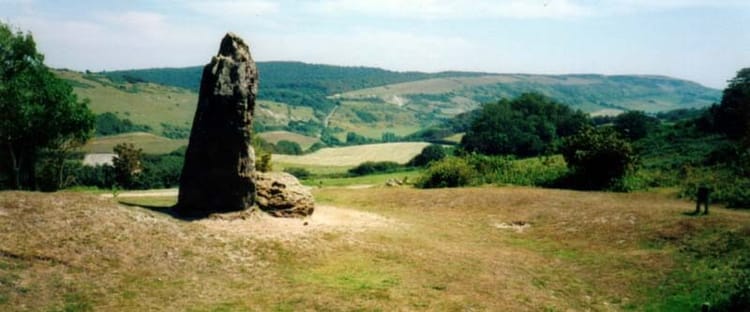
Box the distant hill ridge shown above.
[102,61,720,115]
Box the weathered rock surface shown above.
[255,172,315,218]
[175,33,258,218]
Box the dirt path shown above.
[322,105,338,128]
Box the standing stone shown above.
[175,33,258,218]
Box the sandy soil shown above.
[198,205,400,243]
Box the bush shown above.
[614,110,659,141]
[416,157,477,188]
[95,112,151,136]
[161,123,191,139]
[284,167,312,179]
[409,144,447,167]
[560,126,637,190]
[275,140,303,155]
[348,161,402,176]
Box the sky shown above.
[1,0,748,89]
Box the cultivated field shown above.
[272,142,430,167]
[1,187,746,311]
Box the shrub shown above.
[614,110,659,141]
[284,167,312,179]
[112,143,143,189]
[348,161,402,176]
[409,144,447,167]
[275,140,303,155]
[560,126,637,190]
[416,157,477,188]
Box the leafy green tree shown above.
[274,140,303,155]
[112,143,143,188]
[0,23,95,189]
[461,93,589,157]
[95,112,151,136]
[713,68,750,142]
[560,126,637,190]
[409,144,447,167]
[613,110,659,141]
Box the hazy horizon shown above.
[2,0,749,89]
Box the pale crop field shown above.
[272,142,430,167]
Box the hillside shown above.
[1,187,748,310]
[104,62,719,115]
[60,62,720,145]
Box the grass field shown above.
[272,142,430,167]
[1,187,747,311]
[80,132,187,154]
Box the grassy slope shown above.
[57,70,323,142]
[80,132,188,155]
[339,74,720,115]
[57,70,197,135]
[1,187,747,311]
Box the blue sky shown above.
[1,0,748,89]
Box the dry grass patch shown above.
[2,187,748,311]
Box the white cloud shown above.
[186,0,279,18]
[312,0,750,20]
[251,29,481,72]
[15,10,218,71]
[314,0,591,20]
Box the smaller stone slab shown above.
[255,172,315,218]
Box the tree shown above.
[409,144,447,167]
[613,110,659,141]
[713,68,750,142]
[0,22,95,189]
[112,143,143,188]
[461,93,589,157]
[274,140,303,155]
[560,126,637,190]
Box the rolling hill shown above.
[58,62,720,149]
[104,61,720,115]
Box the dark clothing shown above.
[696,186,711,214]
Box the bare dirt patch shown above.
[199,205,401,243]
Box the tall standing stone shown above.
[175,33,258,218]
